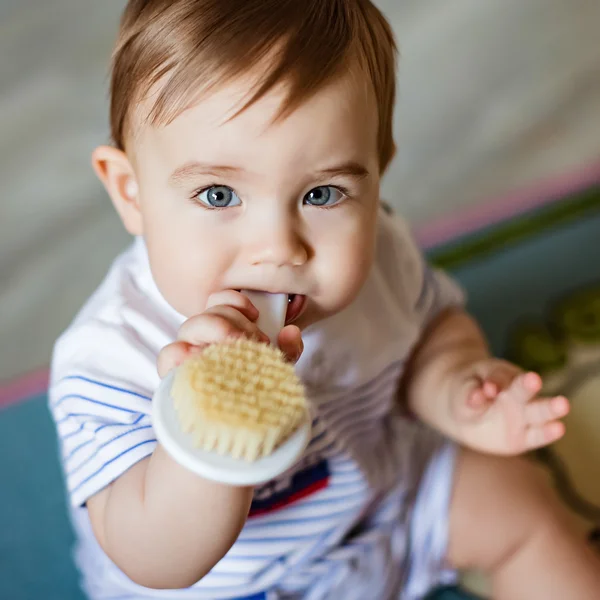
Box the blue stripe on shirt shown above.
[64,438,95,462]
[67,424,154,476]
[245,504,359,530]
[63,415,147,460]
[70,438,156,499]
[54,393,142,413]
[56,412,114,425]
[59,375,152,401]
[61,422,86,441]
[94,413,146,434]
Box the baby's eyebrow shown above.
[168,160,371,186]
[169,162,244,185]
[315,161,371,181]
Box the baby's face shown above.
[131,71,381,329]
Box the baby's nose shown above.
[247,225,308,268]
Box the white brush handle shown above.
[242,291,287,346]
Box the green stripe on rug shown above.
[428,186,600,269]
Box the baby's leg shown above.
[447,449,600,600]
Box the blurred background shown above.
[1,0,600,381]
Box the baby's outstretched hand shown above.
[452,359,570,455]
[158,290,303,378]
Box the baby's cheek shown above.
[146,243,215,318]
[323,240,373,309]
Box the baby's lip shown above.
[285,294,306,325]
[234,288,300,296]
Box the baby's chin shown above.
[157,290,211,321]
[297,295,359,330]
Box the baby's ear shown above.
[92,146,143,236]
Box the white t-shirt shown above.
[49,206,464,600]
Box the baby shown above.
[49,1,600,598]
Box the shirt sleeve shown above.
[413,260,466,326]
[376,206,466,328]
[49,320,160,507]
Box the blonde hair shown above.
[110,0,398,171]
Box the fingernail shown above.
[548,421,565,440]
[552,396,569,414]
[525,372,541,389]
[484,383,497,396]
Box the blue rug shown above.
[0,394,85,599]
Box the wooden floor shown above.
[1,0,599,381]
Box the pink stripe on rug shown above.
[0,368,49,410]
[415,161,600,249]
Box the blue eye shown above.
[196,186,241,208]
[304,186,345,207]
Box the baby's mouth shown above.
[285,294,306,325]
[235,290,307,326]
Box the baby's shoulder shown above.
[50,240,173,396]
[373,204,428,305]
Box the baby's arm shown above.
[373,209,568,453]
[402,307,569,454]
[86,290,303,589]
[403,307,489,436]
[87,447,253,589]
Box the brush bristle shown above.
[171,338,307,461]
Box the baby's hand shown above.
[451,358,570,455]
[157,290,303,378]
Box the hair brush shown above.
[152,291,311,485]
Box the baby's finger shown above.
[482,381,498,399]
[455,381,490,422]
[277,325,304,363]
[205,290,259,321]
[157,341,204,378]
[524,395,570,425]
[524,421,566,450]
[178,308,268,345]
[467,387,489,409]
[506,372,543,403]
[482,364,519,394]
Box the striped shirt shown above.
[49,207,464,599]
